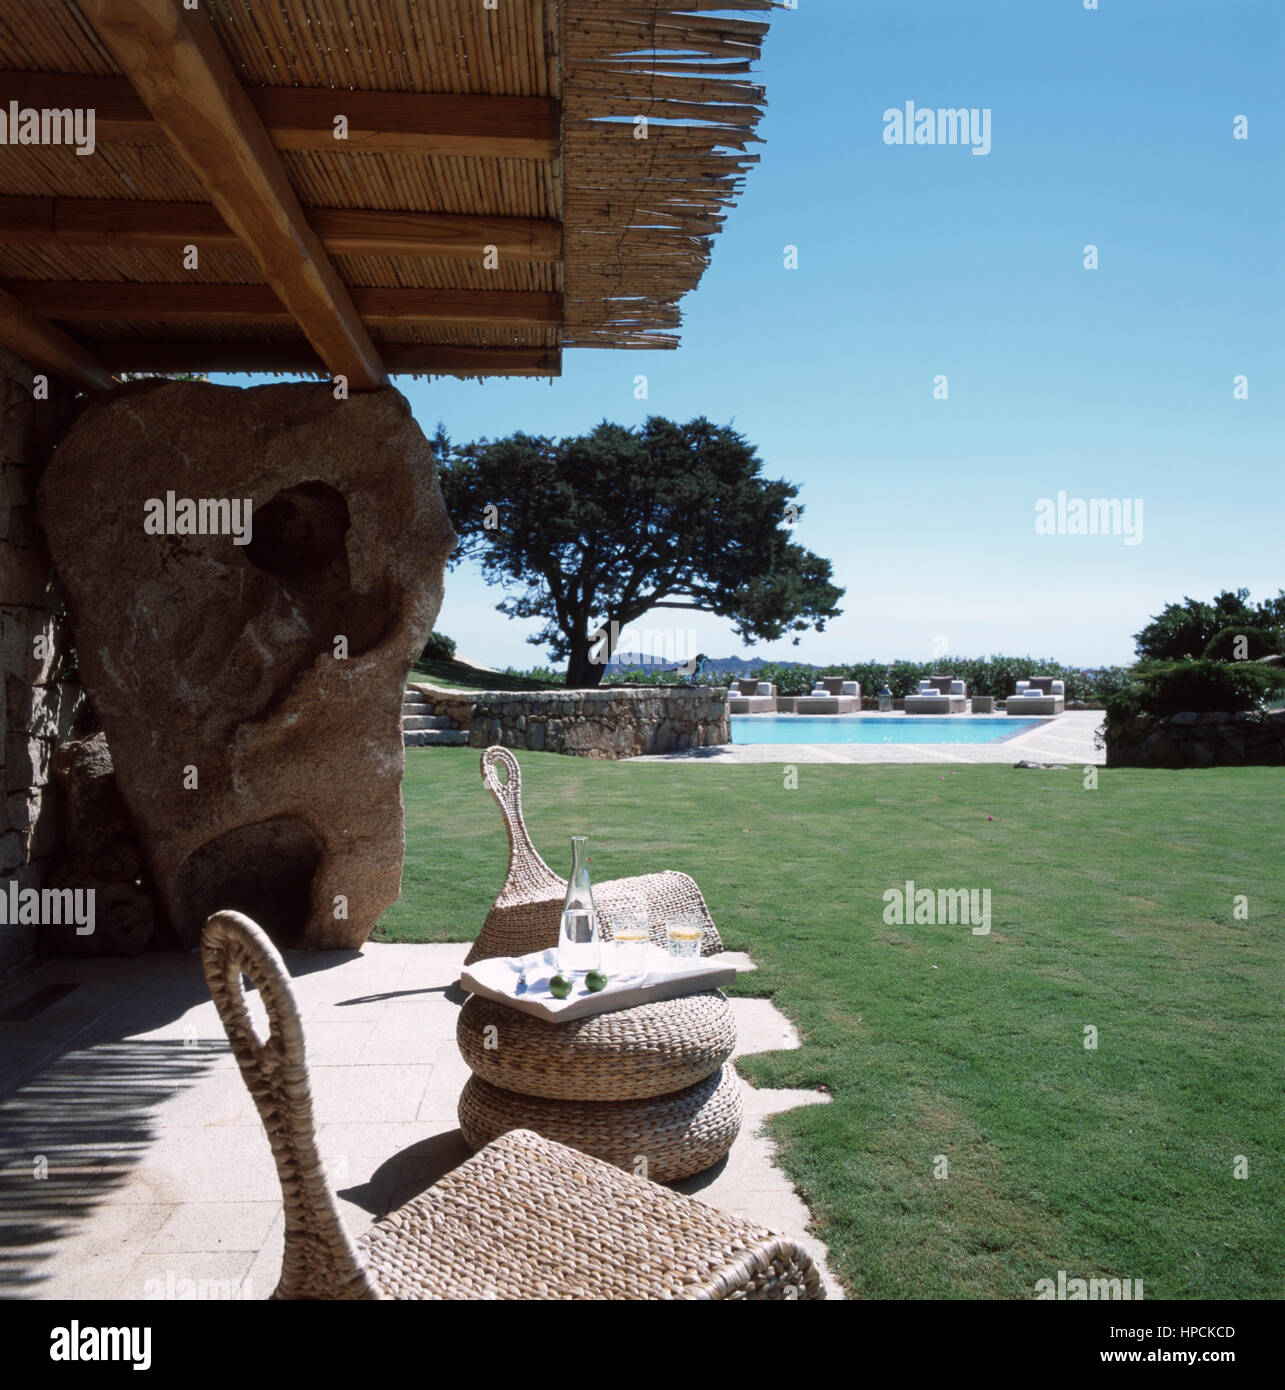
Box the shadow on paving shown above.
[0,946,380,1296]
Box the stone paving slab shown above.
[0,940,841,1300]
[635,708,1105,765]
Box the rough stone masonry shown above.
[0,346,84,971]
[39,381,455,948]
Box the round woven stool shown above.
[459,1064,743,1184]
[457,989,736,1101]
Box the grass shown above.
[408,654,560,691]
[378,750,1284,1299]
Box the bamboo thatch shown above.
[560,0,774,349]
[0,0,773,378]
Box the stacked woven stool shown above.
[457,989,743,1182]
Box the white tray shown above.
[459,944,737,1022]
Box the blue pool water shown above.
[731,715,1045,745]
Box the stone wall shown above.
[1105,710,1285,768]
[0,348,85,970]
[409,683,730,758]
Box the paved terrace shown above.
[0,944,838,1300]
[636,710,1105,765]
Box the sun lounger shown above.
[904,676,967,714]
[795,677,860,714]
[727,679,777,714]
[1006,677,1065,715]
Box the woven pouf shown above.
[457,990,736,1101]
[459,1063,743,1183]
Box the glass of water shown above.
[666,911,704,960]
[609,912,651,981]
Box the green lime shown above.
[585,970,608,993]
[549,974,572,999]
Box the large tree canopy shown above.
[435,416,844,686]
[1133,588,1285,662]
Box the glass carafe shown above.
[557,835,600,975]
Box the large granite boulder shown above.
[38,382,455,948]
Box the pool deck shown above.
[636,709,1105,765]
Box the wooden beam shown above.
[76,3,386,389]
[89,340,560,379]
[9,282,563,329]
[311,209,560,262]
[0,71,559,159]
[0,287,114,392]
[0,196,562,262]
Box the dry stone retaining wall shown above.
[408,684,730,758]
[1105,710,1285,767]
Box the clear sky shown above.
[220,0,1283,671]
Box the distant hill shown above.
[605,652,812,673]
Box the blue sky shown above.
[223,0,1283,671]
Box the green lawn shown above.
[408,654,557,691]
[379,749,1284,1299]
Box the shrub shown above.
[1101,659,1285,721]
[501,665,565,685]
[420,631,457,662]
[603,666,694,686]
[750,663,816,696]
[1202,626,1284,663]
[711,657,1135,703]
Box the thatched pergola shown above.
[0,0,772,391]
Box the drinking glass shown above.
[666,911,703,960]
[610,912,651,981]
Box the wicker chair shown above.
[465,746,722,965]
[201,910,824,1300]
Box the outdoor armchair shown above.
[466,747,722,964]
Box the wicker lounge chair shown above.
[1006,677,1065,715]
[727,679,777,713]
[904,676,967,714]
[795,678,860,714]
[465,746,722,965]
[201,910,823,1300]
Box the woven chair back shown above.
[201,910,378,1300]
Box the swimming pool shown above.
[731,715,1046,745]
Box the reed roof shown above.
[0,0,773,389]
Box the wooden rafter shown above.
[0,71,559,160]
[0,287,114,392]
[77,1,387,389]
[90,341,559,379]
[8,282,562,330]
[0,198,563,262]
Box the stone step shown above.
[402,714,451,731]
[403,690,427,706]
[405,729,468,748]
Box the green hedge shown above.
[1202,626,1284,662]
[738,658,1133,702]
[1101,659,1285,720]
